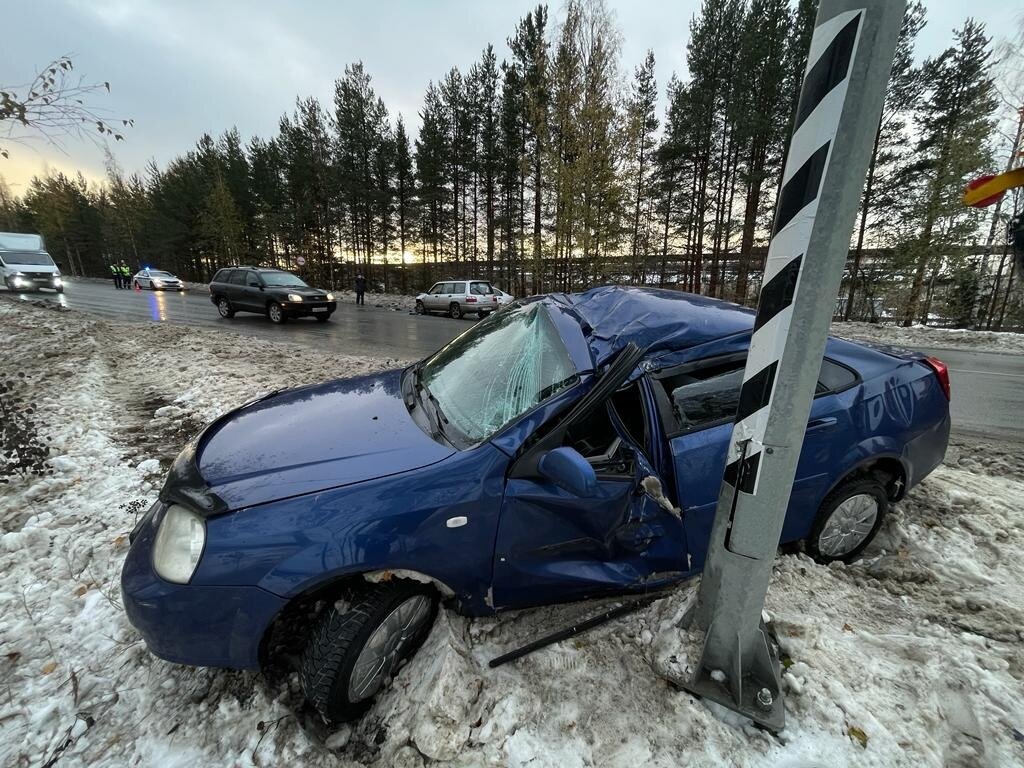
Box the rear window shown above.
[452,282,467,294]
[228,270,248,285]
[470,281,493,295]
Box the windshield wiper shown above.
[410,364,449,442]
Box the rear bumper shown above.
[121,504,285,669]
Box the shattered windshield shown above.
[420,303,577,442]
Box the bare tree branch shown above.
[0,55,133,159]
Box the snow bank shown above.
[1,297,1022,767]
[833,321,1024,355]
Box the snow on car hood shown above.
[197,369,454,509]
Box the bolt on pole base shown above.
[679,603,785,731]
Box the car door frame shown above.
[652,349,863,570]
[492,344,689,610]
[241,270,267,311]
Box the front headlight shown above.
[287,293,303,302]
[152,279,163,286]
[53,276,62,286]
[325,292,334,301]
[152,504,206,583]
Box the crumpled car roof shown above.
[548,285,755,366]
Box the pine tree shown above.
[477,46,500,279]
[394,115,415,291]
[510,5,549,291]
[625,50,658,284]
[844,1,926,320]
[901,19,998,326]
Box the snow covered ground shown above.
[1,296,1023,768]
[833,321,1024,355]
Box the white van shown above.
[0,232,63,293]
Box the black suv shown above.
[209,267,336,324]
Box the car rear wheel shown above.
[268,302,287,324]
[415,300,425,315]
[216,297,235,318]
[300,580,438,723]
[449,302,463,320]
[807,476,888,564]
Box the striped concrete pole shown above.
[681,0,906,731]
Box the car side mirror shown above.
[538,447,598,497]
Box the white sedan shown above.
[493,287,515,307]
[133,269,185,291]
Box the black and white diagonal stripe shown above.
[723,9,864,496]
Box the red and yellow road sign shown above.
[963,167,1024,208]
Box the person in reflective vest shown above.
[109,262,122,289]
[119,261,132,289]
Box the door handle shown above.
[806,416,838,432]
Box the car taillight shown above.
[466,296,477,302]
[924,356,950,401]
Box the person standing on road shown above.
[110,262,123,289]
[355,273,366,306]
[119,260,132,289]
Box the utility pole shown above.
[680,0,905,731]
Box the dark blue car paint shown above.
[121,287,950,670]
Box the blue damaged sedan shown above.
[121,286,950,722]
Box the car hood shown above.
[196,369,454,509]
[272,285,329,298]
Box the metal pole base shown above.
[678,608,785,732]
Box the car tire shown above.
[316,313,331,323]
[268,302,287,324]
[806,475,888,564]
[216,297,235,319]
[415,300,425,315]
[56,286,64,294]
[449,302,463,320]
[300,580,438,724]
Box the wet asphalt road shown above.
[5,277,464,361]
[6,278,1023,439]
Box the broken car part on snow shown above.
[680,0,907,732]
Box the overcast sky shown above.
[1,0,1020,194]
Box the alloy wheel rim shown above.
[219,300,229,316]
[270,305,281,322]
[818,493,879,557]
[348,595,432,702]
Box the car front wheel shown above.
[807,476,888,564]
[268,302,287,324]
[415,300,425,315]
[217,297,235,318]
[300,580,437,723]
